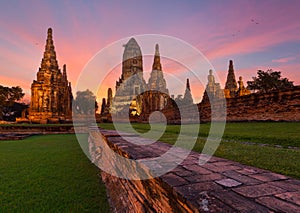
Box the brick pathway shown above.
[93,129,300,212]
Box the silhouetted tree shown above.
[0,85,24,120]
[74,89,97,115]
[247,69,294,93]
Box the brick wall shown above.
[199,86,300,122]
[88,129,300,212]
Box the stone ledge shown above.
[89,128,300,212]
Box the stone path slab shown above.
[91,129,300,212]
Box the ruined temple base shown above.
[16,116,73,124]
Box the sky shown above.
[0,0,300,104]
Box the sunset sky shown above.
[1,0,300,103]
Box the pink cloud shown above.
[272,57,296,63]
[160,1,300,63]
[1,0,300,105]
[205,21,300,60]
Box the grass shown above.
[100,122,300,179]
[100,122,300,148]
[0,134,109,212]
[1,122,299,211]
[213,122,300,148]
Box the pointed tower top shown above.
[47,28,52,35]
[148,43,168,93]
[225,59,238,94]
[155,44,160,56]
[122,37,142,62]
[186,78,191,91]
[152,44,162,71]
[40,27,59,71]
[62,64,67,78]
[127,37,138,45]
[183,78,193,104]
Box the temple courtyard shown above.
[0,122,299,211]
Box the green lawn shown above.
[100,122,300,179]
[100,122,300,148]
[1,122,299,212]
[0,134,109,212]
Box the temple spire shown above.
[45,28,54,55]
[148,44,168,94]
[155,43,160,56]
[29,27,73,122]
[63,64,67,76]
[186,78,191,91]
[41,27,58,71]
[183,78,193,105]
[224,60,238,97]
[152,44,162,71]
[62,64,67,82]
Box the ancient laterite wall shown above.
[88,130,199,213]
[199,86,300,122]
[88,129,300,212]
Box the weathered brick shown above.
[102,130,137,137]
[223,170,263,185]
[215,178,242,188]
[184,173,224,183]
[172,167,195,177]
[202,163,242,173]
[270,180,300,192]
[182,164,212,175]
[207,156,229,163]
[130,151,159,159]
[256,196,300,212]
[250,172,288,182]
[285,179,300,186]
[161,172,190,187]
[275,191,300,206]
[180,158,199,166]
[174,182,222,201]
[233,183,286,198]
[235,166,266,175]
[211,190,270,212]
[211,161,235,166]
[94,129,300,212]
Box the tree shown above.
[0,85,25,120]
[74,89,97,115]
[247,69,294,93]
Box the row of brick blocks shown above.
[88,128,300,212]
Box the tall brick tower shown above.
[29,28,72,123]
[113,38,147,116]
[224,60,238,98]
[148,44,169,94]
[182,78,193,105]
[142,44,169,115]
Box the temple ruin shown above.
[224,60,250,98]
[99,38,300,123]
[28,28,73,123]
